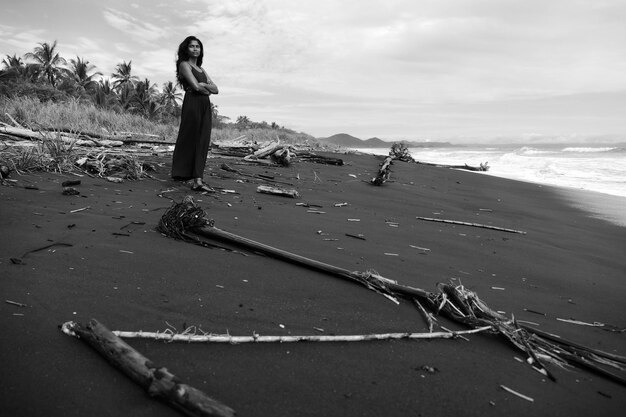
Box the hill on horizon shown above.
[317,133,390,148]
[318,133,451,148]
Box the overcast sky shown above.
[1,0,625,143]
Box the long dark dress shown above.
[171,67,212,180]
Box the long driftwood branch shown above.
[417,161,490,172]
[0,125,124,147]
[0,125,170,146]
[60,319,235,417]
[112,326,492,343]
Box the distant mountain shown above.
[318,133,363,147]
[363,137,388,147]
[318,133,452,148]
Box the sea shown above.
[353,143,626,225]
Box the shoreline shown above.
[347,147,626,228]
[554,186,626,228]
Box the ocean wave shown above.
[515,146,552,155]
[561,146,619,153]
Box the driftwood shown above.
[371,156,393,185]
[270,146,293,166]
[0,125,170,146]
[157,197,626,386]
[0,126,124,147]
[1,125,71,141]
[49,128,169,145]
[415,216,526,234]
[297,152,344,166]
[389,143,415,162]
[60,319,235,417]
[112,326,492,343]
[211,135,257,156]
[210,147,254,157]
[245,140,281,159]
[256,184,300,198]
[417,161,489,172]
[242,140,296,167]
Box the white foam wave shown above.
[515,146,553,156]
[561,147,616,153]
[351,145,626,198]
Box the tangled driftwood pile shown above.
[212,135,343,167]
[0,122,165,181]
[1,121,343,186]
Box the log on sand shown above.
[257,184,300,198]
[60,319,235,417]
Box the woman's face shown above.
[188,40,201,57]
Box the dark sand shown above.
[1,151,624,417]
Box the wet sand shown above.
[1,151,624,416]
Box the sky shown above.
[1,0,626,143]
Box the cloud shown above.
[0,25,48,56]
[2,0,625,140]
[103,8,169,44]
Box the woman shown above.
[171,36,219,192]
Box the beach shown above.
[1,150,624,417]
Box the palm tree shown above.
[1,54,24,70]
[117,83,137,111]
[236,115,251,130]
[97,79,114,94]
[160,81,182,108]
[1,54,24,81]
[136,78,158,99]
[24,41,67,87]
[69,56,102,91]
[143,100,163,121]
[111,60,138,91]
[132,78,159,116]
[92,79,118,110]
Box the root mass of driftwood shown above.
[157,197,626,387]
[371,156,393,185]
[60,319,235,417]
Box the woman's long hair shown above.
[175,36,204,83]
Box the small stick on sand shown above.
[69,206,91,213]
[499,385,534,402]
[5,300,27,307]
[415,216,526,234]
[413,298,436,333]
[257,185,299,198]
[556,318,604,327]
[345,233,366,240]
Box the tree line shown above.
[0,40,286,131]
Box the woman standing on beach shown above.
[171,36,219,192]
